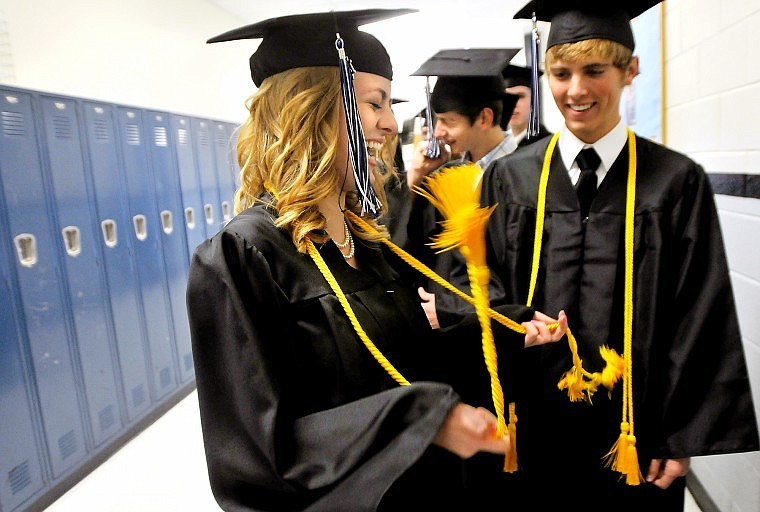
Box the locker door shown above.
[115,106,178,401]
[38,94,122,448]
[144,111,194,383]
[0,87,87,477]
[170,114,206,257]
[191,118,222,237]
[79,100,152,422]
[0,197,44,512]
[227,122,241,199]
[212,121,235,224]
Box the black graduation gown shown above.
[186,203,533,512]
[516,123,552,149]
[480,135,760,509]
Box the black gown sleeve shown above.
[187,230,461,511]
[651,165,759,457]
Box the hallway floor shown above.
[43,389,704,511]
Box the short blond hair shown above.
[545,38,633,70]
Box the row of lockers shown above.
[0,84,239,512]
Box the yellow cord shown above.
[306,237,411,386]
[529,129,640,484]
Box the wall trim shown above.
[708,173,760,199]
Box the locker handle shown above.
[101,219,118,248]
[185,207,196,230]
[14,234,37,267]
[62,226,81,257]
[204,204,214,225]
[133,214,147,241]
[185,206,195,229]
[160,210,173,234]
[221,201,231,222]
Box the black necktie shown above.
[575,147,600,219]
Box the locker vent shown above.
[94,118,110,142]
[125,123,140,145]
[58,430,78,460]
[198,129,209,146]
[98,404,115,432]
[177,128,189,145]
[52,115,72,139]
[216,132,226,147]
[159,366,172,389]
[153,126,168,147]
[131,384,146,408]
[9,460,31,495]
[184,353,194,372]
[1,110,25,136]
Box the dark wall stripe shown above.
[708,173,760,199]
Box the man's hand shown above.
[646,458,691,489]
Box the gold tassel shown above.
[603,421,630,472]
[416,163,515,473]
[504,402,518,472]
[623,434,643,485]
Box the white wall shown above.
[666,0,760,510]
[0,0,252,123]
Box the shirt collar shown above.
[558,119,628,172]
[478,132,517,168]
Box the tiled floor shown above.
[43,389,704,511]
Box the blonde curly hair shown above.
[233,67,393,252]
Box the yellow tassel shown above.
[503,402,518,472]
[603,422,630,472]
[598,346,625,391]
[623,434,642,485]
[557,367,587,402]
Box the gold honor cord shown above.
[531,129,641,484]
[413,163,514,471]
[306,238,411,386]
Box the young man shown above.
[385,48,522,326]
[501,63,552,148]
[405,48,520,190]
[478,1,759,510]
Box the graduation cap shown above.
[208,9,415,86]
[501,64,542,89]
[208,9,415,216]
[411,48,520,155]
[513,0,662,51]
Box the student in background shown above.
[501,63,552,148]
[479,0,760,509]
[187,9,567,511]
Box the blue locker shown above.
[115,106,178,401]
[212,121,235,224]
[227,122,241,198]
[191,118,223,237]
[38,94,123,449]
[0,192,45,512]
[0,87,87,478]
[79,100,153,422]
[169,114,206,257]
[144,110,194,383]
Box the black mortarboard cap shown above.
[208,9,415,87]
[411,48,520,112]
[513,0,662,51]
[412,48,521,78]
[502,64,543,89]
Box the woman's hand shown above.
[523,309,567,347]
[432,403,508,458]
